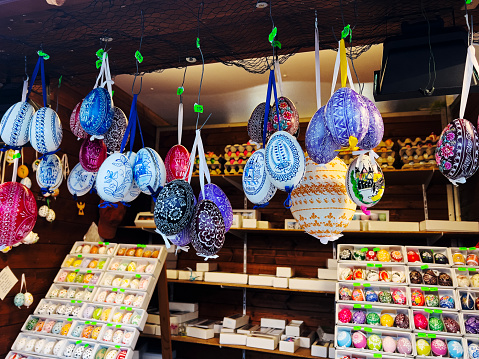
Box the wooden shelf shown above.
[167,279,334,294]
[141,334,323,359]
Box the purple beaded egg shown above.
[465,315,479,334]
[198,183,233,232]
[436,118,479,183]
[352,310,366,324]
[325,87,369,147]
[305,106,340,165]
[190,199,226,259]
[248,103,266,144]
[357,95,384,150]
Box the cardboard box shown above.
[367,221,419,232]
[248,275,275,287]
[204,272,248,285]
[311,340,329,357]
[257,221,270,229]
[276,267,295,278]
[279,336,300,353]
[220,327,235,333]
[327,259,337,269]
[242,218,257,228]
[213,321,223,334]
[167,270,178,280]
[220,333,248,345]
[284,219,297,230]
[166,252,177,261]
[273,277,288,288]
[231,215,242,229]
[170,311,199,323]
[237,324,260,334]
[186,325,214,340]
[170,302,199,312]
[246,334,279,350]
[196,262,218,272]
[223,314,249,329]
[260,318,287,329]
[285,320,304,337]
[328,342,335,358]
[288,278,335,292]
[143,324,157,335]
[343,220,361,231]
[178,270,204,281]
[317,269,336,280]
[233,209,260,220]
[420,220,479,232]
[299,330,316,348]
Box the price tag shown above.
[177,87,184,96]
[71,300,76,303]
[418,333,426,337]
[459,247,467,251]
[85,321,91,324]
[363,283,371,287]
[76,340,82,344]
[116,324,122,328]
[120,289,125,293]
[112,288,118,292]
[137,244,146,248]
[421,265,428,270]
[85,344,89,348]
[353,326,361,330]
[88,286,94,289]
[91,322,97,325]
[107,323,113,327]
[373,247,380,252]
[78,255,82,258]
[135,274,141,278]
[469,247,477,251]
[468,268,477,272]
[353,283,360,287]
[374,264,382,268]
[135,50,143,63]
[430,287,438,291]
[424,308,433,313]
[421,287,429,291]
[367,263,374,267]
[120,306,126,310]
[83,285,88,288]
[74,269,80,272]
[105,242,110,245]
[99,242,104,245]
[126,307,132,311]
[458,268,467,271]
[364,304,372,309]
[361,248,368,252]
[434,309,443,313]
[353,304,361,309]
[87,270,92,273]
[364,327,372,332]
[373,354,382,358]
[115,345,121,349]
[67,318,72,321]
[428,334,436,338]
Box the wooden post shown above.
[158,266,172,359]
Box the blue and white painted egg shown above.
[79,87,114,136]
[13,292,25,307]
[96,153,133,203]
[357,95,384,150]
[168,225,192,247]
[325,87,369,147]
[67,163,97,197]
[198,183,233,231]
[242,149,277,205]
[0,101,35,147]
[104,107,128,153]
[265,131,305,191]
[36,154,63,191]
[469,343,479,359]
[133,147,166,195]
[29,107,63,154]
[154,179,195,236]
[447,340,464,358]
[305,106,340,165]
[121,151,141,202]
[190,199,225,258]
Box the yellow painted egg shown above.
[61,323,72,335]
[126,248,136,256]
[17,165,29,179]
[101,308,111,321]
[112,312,123,322]
[91,326,102,340]
[64,257,75,267]
[127,262,137,272]
[380,314,394,327]
[377,249,391,262]
[72,259,83,267]
[66,272,77,282]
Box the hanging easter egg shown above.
[247,102,266,143]
[20,177,32,189]
[5,149,15,164]
[38,205,49,218]
[165,144,190,182]
[305,106,340,165]
[133,147,166,195]
[1,246,11,253]
[29,107,63,154]
[104,107,128,153]
[14,293,25,307]
[357,95,384,150]
[79,87,114,136]
[190,199,226,258]
[17,165,29,179]
[436,118,479,184]
[198,183,233,231]
[168,225,192,248]
[154,179,195,236]
[52,188,60,197]
[346,155,385,208]
[70,100,88,140]
[0,182,37,247]
[266,97,300,141]
[22,231,39,245]
[242,149,277,205]
[325,87,369,147]
[36,154,63,192]
[121,152,141,203]
[0,102,35,147]
[24,292,34,307]
[290,156,356,244]
[80,138,107,172]
[265,131,305,191]
[96,153,133,203]
[46,209,55,222]
[68,163,97,197]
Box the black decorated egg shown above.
[190,199,226,258]
[247,102,266,143]
[154,179,195,236]
[104,107,128,153]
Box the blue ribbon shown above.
[98,202,118,208]
[26,56,47,107]
[41,187,54,195]
[72,194,78,201]
[89,187,97,194]
[120,202,131,207]
[39,148,61,160]
[0,145,21,152]
[120,93,145,154]
[253,202,270,209]
[147,185,163,202]
[262,69,281,148]
[283,185,294,209]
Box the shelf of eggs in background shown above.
[399,134,439,170]
[70,242,119,256]
[193,152,224,175]
[338,139,396,169]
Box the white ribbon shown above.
[460,45,479,119]
[94,52,115,108]
[20,273,26,293]
[155,228,171,249]
[274,60,284,97]
[21,78,29,103]
[186,129,210,199]
[175,245,190,255]
[352,150,379,170]
[330,41,356,97]
[178,103,184,145]
[11,150,19,183]
[197,253,219,261]
[315,19,321,109]
[186,132,199,184]
[449,177,466,187]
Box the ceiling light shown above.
[186,57,197,63]
[256,2,268,9]
[150,87,154,91]
[45,0,66,6]
[100,36,113,43]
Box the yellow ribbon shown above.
[340,39,347,88]
[335,136,359,152]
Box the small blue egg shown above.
[448,340,464,358]
[365,290,378,302]
[337,330,352,347]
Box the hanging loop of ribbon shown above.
[155,229,171,249]
[262,69,282,148]
[314,13,321,110]
[330,40,356,97]
[94,52,114,108]
[283,185,294,209]
[175,246,190,255]
[98,202,118,208]
[460,45,479,119]
[197,253,219,261]
[39,148,61,160]
[147,185,162,202]
[26,55,47,107]
[253,202,270,209]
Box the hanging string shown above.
[132,10,145,95]
[195,2,205,130]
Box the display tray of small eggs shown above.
[107,258,159,278]
[66,321,104,341]
[411,309,463,336]
[71,242,118,257]
[413,335,466,358]
[337,263,408,285]
[92,288,149,310]
[406,247,450,265]
[62,255,110,271]
[454,268,479,288]
[337,245,406,264]
[78,303,116,323]
[335,350,400,359]
[46,284,96,302]
[22,315,75,338]
[54,269,103,286]
[410,288,459,311]
[457,289,479,311]
[80,303,146,331]
[336,303,412,331]
[100,273,153,293]
[114,245,163,259]
[7,351,49,359]
[408,266,456,288]
[335,326,415,356]
[97,325,139,348]
[448,247,479,267]
[87,345,132,359]
[34,299,82,318]
[51,339,96,359]
[11,334,80,358]
[336,283,410,307]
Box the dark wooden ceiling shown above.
[0,0,476,87]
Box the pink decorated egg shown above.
[165,144,190,182]
[70,100,88,139]
[397,337,412,354]
[352,331,367,349]
[79,138,107,172]
[431,339,447,356]
[382,336,397,353]
[338,308,352,323]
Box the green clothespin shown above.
[196,37,200,49]
[177,87,184,96]
[194,103,204,113]
[135,50,143,63]
[268,27,277,43]
[466,0,472,4]
[37,50,50,60]
[58,75,62,88]
[341,24,352,42]
[272,40,282,49]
